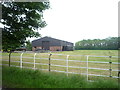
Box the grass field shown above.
[2,50,119,84]
[52,50,118,56]
[2,66,119,88]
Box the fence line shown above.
[66,55,69,76]
[5,56,120,64]
[34,53,37,70]
[2,59,120,72]
[2,52,120,80]
[86,55,89,81]
[20,53,24,68]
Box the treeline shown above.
[75,37,120,50]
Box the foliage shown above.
[1,2,50,51]
[2,66,118,88]
[25,40,32,51]
[75,37,120,50]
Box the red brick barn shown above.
[32,36,74,51]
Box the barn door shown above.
[62,46,67,51]
[42,41,50,50]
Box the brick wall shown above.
[32,46,42,51]
[50,46,62,51]
[32,46,63,51]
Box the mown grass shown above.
[2,66,119,88]
[2,50,118,56]
[52,50,118,56]
[2,50,119,78]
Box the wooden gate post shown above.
[109,56,112,77]
[49,53,52,71]
[8,52,12,67]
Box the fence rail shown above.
[1,52,120,81]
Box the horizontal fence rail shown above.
[1,52,120,81]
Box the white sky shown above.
[35,0,119,43]
[1,0,119,43]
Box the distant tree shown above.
[75,37,119,50]
[1,2,50,51]
[26,40,32,51]
[75,42,80,50]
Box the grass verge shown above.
[2,66,119,88]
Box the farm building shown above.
[32,36,74,51]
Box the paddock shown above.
[2,50,119,81]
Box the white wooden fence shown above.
[2,52,120,81]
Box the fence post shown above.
[49,53,52,71]
[8,52,12,67]
[20,52,24,68]
[86,55,89,81]
[109,56,112,77]
[34,53,37,70]
[66,55,69,76]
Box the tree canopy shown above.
[25,40,32,51]
[1,2,50,51]
[75,37,120,50]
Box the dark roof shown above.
[33,36,73,43]
[32,36,73,47]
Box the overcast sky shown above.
[31,0,118,43]
[1,0,119,43]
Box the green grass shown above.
[2,66,119,88]
[52,50,118,56]
[2,50,119,79]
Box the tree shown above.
[1,2,50,51]
[75,37,119,50]
[26,40,32,51]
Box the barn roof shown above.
[32,36,73,44]
[32,36,73,46]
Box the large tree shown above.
[1,2,50,51]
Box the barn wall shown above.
[32,46,42,51]
[32,47,35,51]
[32,46,62,51]
[32,37,74,51]
[32,37,61,47]
[50,46,62,51]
